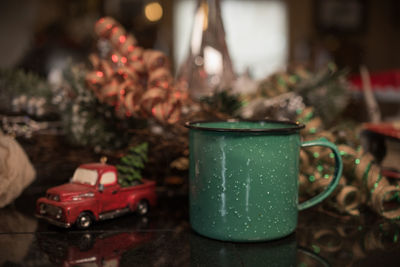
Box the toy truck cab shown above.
[36,163,156,229]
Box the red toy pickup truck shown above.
[36,163,156,229]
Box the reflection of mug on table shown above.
[190,233,297,266]
[186,120,343,242]
[190,232,330,266]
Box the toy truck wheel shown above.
[76,212,93,229]
[137,200,149,215]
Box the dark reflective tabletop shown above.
[1,137,400,266]
[3,193,400,266]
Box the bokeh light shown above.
[145,2,163,22]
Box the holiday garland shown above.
[86,17,186,124]
[297,107,400,219]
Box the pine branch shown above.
[117,142,149,187]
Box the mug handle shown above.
[298,138,343,211]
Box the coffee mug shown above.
[186,120,343,242]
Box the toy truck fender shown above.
[64,200,99,225]
[127,180,157,211]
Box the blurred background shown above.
[1,0,399,121]
[1,0,399,76]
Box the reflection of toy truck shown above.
[37,230,152,267]
[36,163,156,229]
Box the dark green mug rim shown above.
[185,120,305,133]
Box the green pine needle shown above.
[117,142,148,187]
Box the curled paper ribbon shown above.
[354,152,375,184]
[86,17,186,124]
[335,185,362,215]
[297,106,400,218]
[310,175,332,193]
[303,118,323,135]
[371,185,400,219]
[337,145,357,170]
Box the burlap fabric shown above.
[0,131,35,207]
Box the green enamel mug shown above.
[186,120,343,242]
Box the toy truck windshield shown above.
[70,168,98,186]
